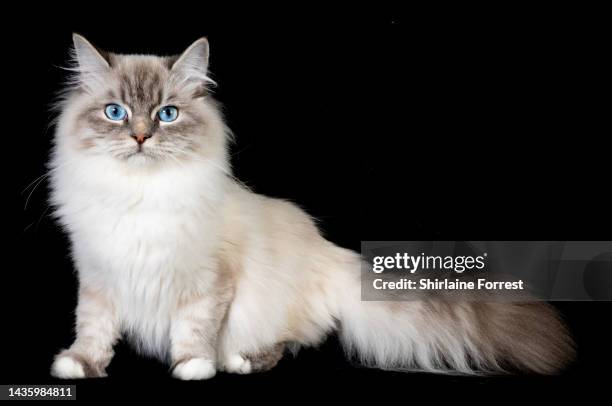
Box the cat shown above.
[49,34,574,379]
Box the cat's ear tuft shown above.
[171,37,214,89]
[72,34,110,73]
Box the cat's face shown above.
[58,35,226,166]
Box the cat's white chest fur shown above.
[51,153,224,357]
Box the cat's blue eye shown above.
[104,104,127,121]
[158,106,179,122]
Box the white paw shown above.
[51,356,86,379]
[173,358,216,380]
[224,354,252,374]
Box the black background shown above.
[3,5,610,402]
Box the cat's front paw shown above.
[172,358,217,380]
[51,356,85,379]
[51,351,107,379]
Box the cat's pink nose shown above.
[132,133,152,145]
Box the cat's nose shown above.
[131,117,152,144]
[131,133,152,145]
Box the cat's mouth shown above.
[114,143,173,162]
[121,147,154,160]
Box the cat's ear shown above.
[70,34,110,92]
[72,34,110,73]
[171,38,214,89]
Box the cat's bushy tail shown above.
[328,247,575,375]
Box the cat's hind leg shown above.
[222,343,286,374]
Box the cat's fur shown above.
[49,34,574,379]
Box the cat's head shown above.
[55,34,229,167]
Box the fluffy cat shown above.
[49,34,574,379]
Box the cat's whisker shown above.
[23,176,49,210]
[22,172,50,195]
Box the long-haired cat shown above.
[49,34,574,379]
